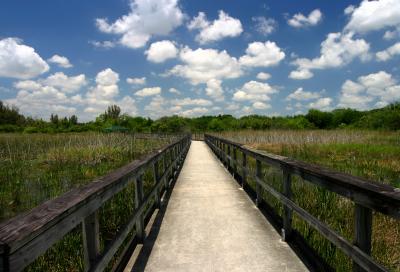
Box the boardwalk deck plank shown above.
[126,141,308,272]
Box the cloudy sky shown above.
[0,0,399,121]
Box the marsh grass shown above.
[218,130,400,271]
[0,132,170,271]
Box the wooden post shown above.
[217,140,221,159]
[242,152,247,188]
[134,175,145,243]
[256,159,262,207]
[233,147,237,178]
[227,144,231,173]
[82,211,100,271]
[163,153,168,189]
[353,204,372,272]
[153,161,161,208]
[282,170,293,242]
[172,146,177,176]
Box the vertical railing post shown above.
[163,153,168,189]
[353,204,372,272]
[227,144,231,173]
[282,169,293,242]
[153,160,161,209]
[218,140,220,158]
[135,174,145,243]
[168,148,173,186]
[82,211,100,271]
[255,159,262,207]
[233,146,237,178]
[242,152,247,188]
[172,145,177,177]
[221,142,225,163]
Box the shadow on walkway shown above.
[126,178,177,271]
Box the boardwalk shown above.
[126,141,308,272]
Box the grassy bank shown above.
[0,132,171,271]
[217,130,400,271]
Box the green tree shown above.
[306,109,333,129]
[50,114,59,125]
[0,101,25,125]
[69,115,78,125]
[105,105,121,120]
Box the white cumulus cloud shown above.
[253,101,270,110]
[168,88,181,94]
[287,9,322,28]
[171,97,212,107]
[252,17,277,36]
[169,46,242,84]
[233,80,277,102]
[187,10,243,44]
[205,79,224,101]
[41,72,86,93]
[309,97,332,111]
[135,87,161,97]
[127,76,146,85]
[345,0,400,34]
[256,72,271,81]
[96,0,184,48]
[338,71,400,109]
[145,40,178,63]
[47,54,73,68]
[289,69,313,80]
[287,87,321,101]
[290,32,370,79]
[239,41,285,67]
[0,38,49,79]
[376,42,400,61]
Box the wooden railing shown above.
[191,133,204,141]
[0,135,191,272]
[205,134,400,272]
[131,132,185,141]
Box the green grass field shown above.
[217,130,400,271]
[0,132,170,271]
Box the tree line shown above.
[0,100,399,133]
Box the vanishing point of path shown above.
[126,141,309,272]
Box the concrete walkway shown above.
[126,141,308,272]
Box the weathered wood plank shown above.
[0,135,190,272]
[153,161,161,209]
[82,211,100,271]
[282,170,292,242]
[134,175,145,243]
[242,152,247,188]
[205,134,400,218]
[353,204,372,272]
[252,175,387,272]
[255,160,262,207]
[233,147,238,178]
[205,134,395,272]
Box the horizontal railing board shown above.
[205,134,400,218]
[205,134,399,272]
[0,135,190,272]
[251,175,387,272]
[0,139,181,248]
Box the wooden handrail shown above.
[0,135,191,272]
[205,134,400,272]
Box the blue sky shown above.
[0,0,399,121]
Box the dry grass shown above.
[0,132,171,271]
